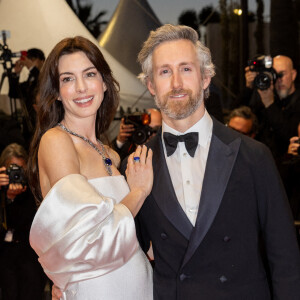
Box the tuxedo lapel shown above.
[182,120,241,266]
[149,132,194,240]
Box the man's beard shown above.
[154,87,204,120]
[276,87,290,100]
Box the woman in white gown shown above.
[27,36,153,300]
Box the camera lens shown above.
[254,73,271,90]
[132,128,148,145]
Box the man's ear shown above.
[203,76,211,90]
[292,69,297,81]
[147,79,156,96]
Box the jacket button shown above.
[160,233,168,240]
[219,275,227,283]
[223,236,231,242]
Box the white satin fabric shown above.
[30,174,153,299]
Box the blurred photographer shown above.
[238,55,300,163]
[0,143,46,300]
[112,108,162,161]
[279,123,300,223]
[10,48,45,147]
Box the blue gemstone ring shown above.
[133,156,140,163]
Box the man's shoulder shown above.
[212,118,270,157]
[145,132,161,150]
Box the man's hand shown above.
[13,59,24,75]
[287,136,300,156]
[52,284,62,300]
[257,83,275,108]
[245,66,257,89]
[116,118,135,144]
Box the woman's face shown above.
[57,51,107,122]
[7,157,26,169]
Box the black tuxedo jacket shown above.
[123,118,300,300]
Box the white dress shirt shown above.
[162,110,213,225]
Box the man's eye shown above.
[183,67,191,72]
[160,69,169,75]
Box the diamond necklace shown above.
[57,123,112,176]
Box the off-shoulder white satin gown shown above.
[30,174,153,300]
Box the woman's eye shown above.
[85,71,97,77]
[61,77,73,83]
[86,72,97,77]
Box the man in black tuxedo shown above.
[131,24,300,299]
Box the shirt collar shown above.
[162,110,213,148]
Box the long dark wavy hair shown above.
[28,36,120,204]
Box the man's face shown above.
[147,39,210,122]
[228,116,255,138]
[273,56,297,99]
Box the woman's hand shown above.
[121,145,153,217]
[126,145,153,198]
[7,183,27,198]
[0,167,9,187]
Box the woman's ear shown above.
[103,82,107,92]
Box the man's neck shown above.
[162,106,205,133]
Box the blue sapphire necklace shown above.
[57,123,112,176]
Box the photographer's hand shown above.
[257,83,275,108]
[287,136,300,156]
[6,183,27,201]
[13,59,24,75]
[0,167,9,188]
[245,66,257,89]
[116,118,135,145]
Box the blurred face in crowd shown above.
[148,108,162,134]
[228,117,255,138]
[273,55,297,100]
[147,39,210,124]
[6,157,26,170]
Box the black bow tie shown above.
[163,132,199,157]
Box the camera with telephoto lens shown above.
[248,55,281,90]
[0,30,27,72]
[124,112,154,145]
[6,164,26,185]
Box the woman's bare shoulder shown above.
[39,127,81,187]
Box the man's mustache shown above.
[167,89,192,97]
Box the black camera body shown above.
[124,112,153,145]
[248,55,280,90]
[6,163,26,185]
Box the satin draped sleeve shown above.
[29,174,138,290]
